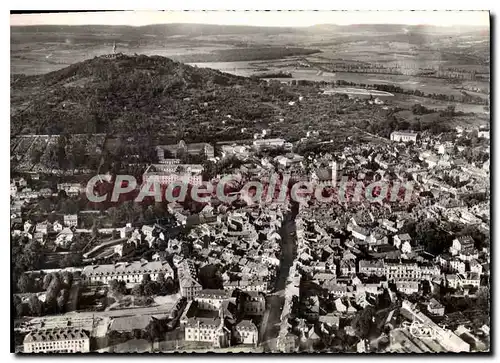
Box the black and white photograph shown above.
[10,10,491,354]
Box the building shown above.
[311,162,338,187]
[427,298,445,316]
[445,273,480,289]
[82,261,174,285]
[35,221,51,235]
[194,289,232,311]
[385,261,421,281]
[223,279,268,293]
[57,183,82,197]
[55,228,74,247]
[143,163,204,186]
[234,320,258,345]
[10,183,17,197]
[449,259,466,274]
[396,280,419,294]
[319,314,340,329]
[477,127,490,139]
[420,265,441,280]
[390,131,418,143]
[177,260,202,300]
[359,260,385,276]
[303,295,320,320]
[449,236,479,261]
[469,259,483,275]
[327,283,348,298]
[450,236,475,256]
[356,283,383,295]
[156,140,214,160]
[394,234,411,249]
[243,291,266,316]
[221,144,250,158]
[350,225,370,241]
[63,214,78,227]
[53,221,63,232]
[184,317,230,348]
[253,138,291,151]
[401,300,470,352]
[340,259,357,276]
[23,328,90,353]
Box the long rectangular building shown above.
[23,328,90,353]
[143,163,204,186]
[390,131,418,143]
[82,261,174,285]
[178,260,202,300]
[156,140,214,160]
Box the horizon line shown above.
[10,11,490,28]
[10,22,490,29]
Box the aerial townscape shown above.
[11,11,490,354]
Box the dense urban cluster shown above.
[12,95,490,352]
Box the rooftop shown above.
[24,328,89,343]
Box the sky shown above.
[10,11,490,28]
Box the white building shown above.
[194,289,232,311]
[390,131,418,142]
[450,236,475,255]
[359,260,385,276]
[63,214,78,227]
[253,138,292,151]
[10,183,17,197]
[23,328,90,353]
[385,262,421,281]
[469,259,483,275]
[449,259,466,274]
[57,183,82,197]
[55,228,74,247]
[82,261,174,285]
[427,298,445,316]
[395,280,419,294]
[223,279,268,293]
[234,320,258,345]
[178,260,202,300]
[394,234,411,249]
[478,129,490,139]
[143,163,204,186]
[450,236,479,261]
[184,317,230,348]
[53,221,63,232]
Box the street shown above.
[260,210,297,351]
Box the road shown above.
[17,302,178,333]
[260,209,297,351]
[353,126,391,144]
[62,303,177,319]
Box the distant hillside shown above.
[306,23,489,34]
[10,54,295,138]
[11,22,488,38]
[10,23,300,44]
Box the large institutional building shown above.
[142,163,204,186]
[194,289,232,311]
[156,140,214,160]
[253,138,292,151]
[81,260,174,285]
[178,260,203,300]
[23,328,90,353]
[184,317,230,348]
[390,131,418,143]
